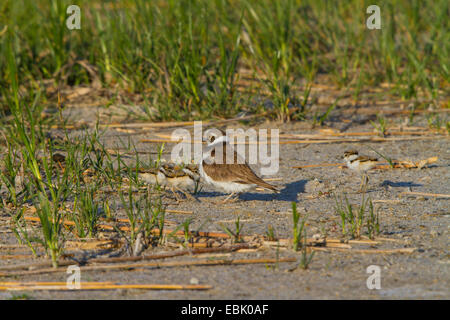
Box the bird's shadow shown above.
[239,179,307,202]
[380,180,423,188]
[194,179,307,203]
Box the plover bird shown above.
[199,129,279,203]
[137,163,200,201]
[159,163,200,193]
[343,150,378,193]
[137,167,167,186]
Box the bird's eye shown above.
[209,136,215,143]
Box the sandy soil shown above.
[0,109,448,300]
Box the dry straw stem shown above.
[0,244,43,249]
[97,112,270,131]
[0,244,250,272]
[24,216,225,238]
[0,281,113,286]
[165,209,194,214]
[155,127,445,140]
[24,216,121,234]
[338,106,450,117]
[24,216,76,226]
[400,192,450,199]
[263,237,381,248]
[293,163,343,169]
[316,131,442,137]
[263,237,405,246]
[374,156,438,169]
[88,243,251,264]
[0,282,212,291]
[182,242,226,248]
[25,206,191,217]
[114,218,177,225]
[64,240,119,250]
[142,136,447,145]
[139,228,231,239]
[100,121,197,129]
[0,257,296,277]
[310,247,416,254]
[372,237,407,243]
[264,241,351,249]
[372,199,403,204]
[263,177,283,181]
[0,260,76,272]
[0,255,42,260]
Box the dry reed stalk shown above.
[316,130,442,137]
[310,247,416,254]
[0,283,212,291]
[24,216,226,239]
[0,260,76,272]
[100,121,197,129]
[363,237,406,243]
[0,257,296,277]
[0,244,251,272]
[372,199,403,204]
[24,216,76,226]
[0,244,42,249]
[184,242,218,248]
[98,111,270,131]
[166,209,194,214]
[339,106,450,116]
[0,255,41,260]
[143,136,447,145]
[64,240,119,250]
[292,163,344,169]
[400,192,450,198]
[154,129,443,140]
[264,237,385,247]
[0,281,114,286]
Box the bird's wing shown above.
[355,156,378,162]
[202,142,278,192]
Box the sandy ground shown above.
[0,108,449,300]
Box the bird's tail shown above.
[256,180,280,193]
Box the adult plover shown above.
[199,129,279,203]
[343,150,378,193]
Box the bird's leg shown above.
[358,174,365,193]
[170,186,183,203]
[363,174,370,193]
[358,174,369,193]
[175,186,200,202]
[221,192,239,204]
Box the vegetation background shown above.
[1,0,448,121]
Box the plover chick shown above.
[159,163,200,198]
[137,164,200,201]
[343,150,378,193]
